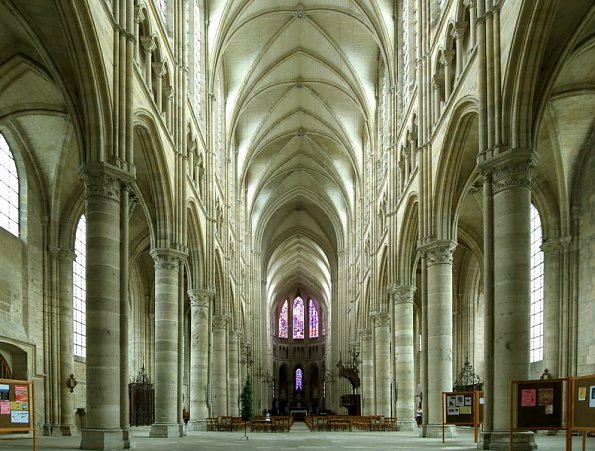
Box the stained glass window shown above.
[295,368,303,390]
[530,204,544,363]
[293,296,304,339]
[278,300,288,338]
[73,215,87,358]
[309,299,318,338]
[0,133,19,236]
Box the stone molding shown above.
[421,240,456,266]
[150,248,186,271]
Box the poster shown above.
[590,386,595,408]
[545,405,553,415]
[14,385,28,402]
[10,410,28,424]
[464,397,472,406]
[9,401,27,411]
[0,401,9,414]
[447,396,456,407]
[538,388,554,406]
[0,384,8,401]
[521,389,537,407]
[456,395,465,407]
[447,407,459,416]
[459,406,471,415]
[578,386,586,401]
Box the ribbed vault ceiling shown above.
[209,0,393,312]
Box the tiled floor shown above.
[0,424,592,450]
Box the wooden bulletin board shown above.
[442,391,483,443]
[0,378,36,450]
[511,378,565,430]
[571,375,595,430]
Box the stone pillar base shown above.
[149,422,185,438]
[478,431,536,450]
[187,420,207,431]
[80,428,133,450]
[422,423,456,438]
[397,419,417,431]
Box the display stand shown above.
[0,378,36,451]
[441,391,483,443]
[509,378,567,451]
[569,374,595,451]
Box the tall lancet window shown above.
[530,204,544,363]
[278,300,288,338]
[73,215,87,358]
[193,0,201,115]
[309,299,318,338]
[0,133,19,236]
[295,368,303,390]
[293,297,305,339]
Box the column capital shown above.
[150,248,187,271]
[372,312,391,328]
[477,148,536,194]
[359,329,372,341]
[212,314,230,329]
[80,162,128,202]
[140,34,157,52]
[419,240,457,266]
[540,238,561,256]
[188,288,213,307]
[388,284,416,304]
[152,61,167,78]
[440,49,455,66]
[451,22,467,40]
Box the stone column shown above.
[228,331,240,416]
[58,249,76,435]
[79,163,127,449]
[464,0,476,48]
[359,330,374,415]
[139,35,155,90]
[480,155,536,450]
[373,313,391,417]
[391,285,416,430]
[452,24,467,79]
[541,239,561,378]
[152,62,166,112]
[212,314,229,416]
[187,289,211,430]
[440,50,455,100]
[422,240,456,438]
[149,248,185,438]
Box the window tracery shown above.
[293,297,305,339]
[279,300,288,338]
[309,299,318,338]
[295,368,303,390]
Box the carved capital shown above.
[152,61,167,78]
[150,248,186,271]
[451,22,468,40]
[134,6,145,24]
[540,239,561,256]
[440,49,455,66]
[421,240,457,266]
[372,313,391,329]
[492,159,533,193]
[359,329,372,342]
[389,285,416,304]
[212,314,229,329]
[80,162,122,202]
[188,288,213,308]
[140,34,157,53]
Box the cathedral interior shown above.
[0,0,594,450]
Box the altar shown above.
[289,408,308,421]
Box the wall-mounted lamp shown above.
[66,373,78,393]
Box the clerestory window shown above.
[0,133,19,237]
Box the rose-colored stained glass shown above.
[309,299,318,338]
[278,300,288,338]
[293,297,304,339]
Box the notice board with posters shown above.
[512,378,565,430]
[571,375,595,430]
[0,379,33,432]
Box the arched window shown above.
[278,300,288,338]
[530,204,544,363]
[309,299,318,338]
[0,133,19,237]
[295,368,303,390]
[293,297,304,339]
[73,215,87,358]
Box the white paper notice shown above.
[11,411,29,423]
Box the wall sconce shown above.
[66,373,78,393]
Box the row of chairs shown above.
[205,415,293,432]
[305,415,398,432]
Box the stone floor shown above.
[0,424,592,450]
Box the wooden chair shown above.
[206,417,219,431]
